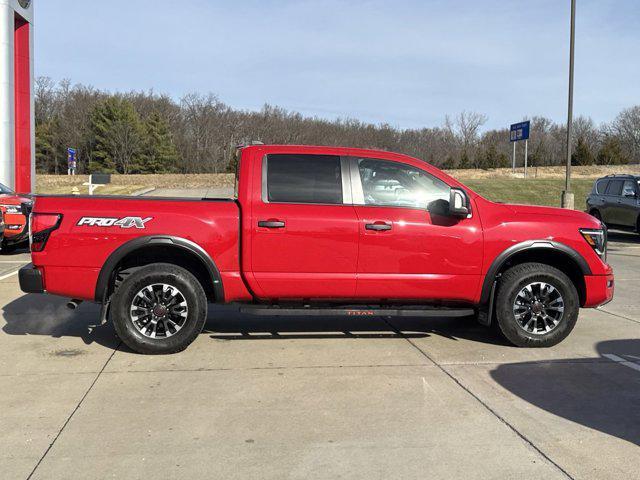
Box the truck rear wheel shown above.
[111,263,207,354]
[494,262,579,347]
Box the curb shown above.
[132,187,156,196]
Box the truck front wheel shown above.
[494,262,579,347]
[111,263,207,354]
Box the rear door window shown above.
[605,180,623,196]
[266,154,343,204]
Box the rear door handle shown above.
[365,222,392,231]
[258,220,286,229]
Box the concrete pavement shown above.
[0,234,639,479]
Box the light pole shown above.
[561,0,576,209]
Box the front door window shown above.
[356,158,450,209]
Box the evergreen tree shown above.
[89,97,143,173]
[458,151,471,169]
[597,137,627,165]
[571,137,595,166]
[35,121,58,173]
[138,112,179,173]
[482,143,499,169]
[226,147,240,173]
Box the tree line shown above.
[35,77,640,175]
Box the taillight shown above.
[29,213,62,252]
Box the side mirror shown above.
[449,188,470,218]
[623,190,637,198]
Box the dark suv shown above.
[587,174,640,234]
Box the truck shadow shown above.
[1,293,120,349]
[490,339,640,446]
[1,294,507,348]
[204,305,507,344]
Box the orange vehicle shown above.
[0,182,31,252]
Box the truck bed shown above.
[30,195,243,301]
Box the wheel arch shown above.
[95,236,224,303]
[480,241,591,308]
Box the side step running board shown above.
[239,307,475,318]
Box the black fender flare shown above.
[94,236,224,303]
[479,240,592,305]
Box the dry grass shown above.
[36,174,235,195]
[445,164,640,180]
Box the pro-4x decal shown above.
[77,217,152,229]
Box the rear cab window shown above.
[264,154,343,204]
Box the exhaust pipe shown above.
[66,299,83,310]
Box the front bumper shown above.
[19,263,44,294]
[4,228,28,245]
[583,273,614,308]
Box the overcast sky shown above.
[35,0,640,130]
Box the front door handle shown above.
[365,222,392,231]
[258,220,286,228]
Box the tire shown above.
[494,262,579,348]
[589,209,601,221]
[111,263,208,354]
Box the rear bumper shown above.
[19,263,44,294]
[583,273,614,308]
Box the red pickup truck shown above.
[19,145,614,354]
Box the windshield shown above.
[0,182,14,195]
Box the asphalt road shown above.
[1,233,639,480]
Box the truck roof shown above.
[239,143,408,159]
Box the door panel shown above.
[353,206,483,300]
[251,203,359,298]
[603,180,623,224]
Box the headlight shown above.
[0,205,21,214]
[580,228,607,261]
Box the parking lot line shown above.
[0,269,20,281]
[25,344,121,480]
[602,354,640,373]
[383,318,575,480]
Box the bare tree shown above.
[612,106,640,163]
[33,77,638,174]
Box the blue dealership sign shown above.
[510,121,530,142]
[67,147,77,170]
